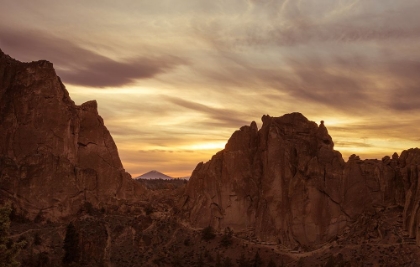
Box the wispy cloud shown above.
[164,96,249,127]
[0,27,187,87]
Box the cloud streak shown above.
[164,96,250,127]
[0,27,186,87]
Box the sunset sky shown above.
[1,0,420,177]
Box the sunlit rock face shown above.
[0,49,145,221]
[182,112,417,248]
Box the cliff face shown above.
[399,149,420,246]
[0,49,145,221]
[182,113,418,248]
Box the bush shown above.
[220,227,233,247]
[253,251,263,267]
[201,226,216,241]
[33,232,42,246]
[83,202,95,215]
[0,204,26,267]
[17,235,28,249]
[144,205,154,215]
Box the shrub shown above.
[33,232,42,246]
[144,205,154,215]
[220,227,233,247]
[253,251,263,267]
[201,226,216,241]
[83,202,94,215]
[0,204,26,267]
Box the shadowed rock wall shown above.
[0,49,145,221]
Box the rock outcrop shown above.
[399,149,420,246]
[0,49,145,221]
[182,113,419,248]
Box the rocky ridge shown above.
[1,48,419,266]
[182,113,420,249]
[0,49,145,222]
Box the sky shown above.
[1,0,420,178]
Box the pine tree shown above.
[220,227,233,247]
[253,251,263,267]
[201,225,216,241]
[0,205,25,267]
[62,222,80,265]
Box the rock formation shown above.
[182,113,420,248]
[399,148,420,246]
[0,49,145,221]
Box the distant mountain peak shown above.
[135,170,173,180]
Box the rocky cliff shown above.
[0,49,145,221]
[182,113,419,248]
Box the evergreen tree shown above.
[62,222,80,265]
[253,251,263,267]
[220,227,233,247]
[0,205,25,267]
[201,225,216,241]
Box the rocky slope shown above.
[182,113,420,249]
[0,49,145,222]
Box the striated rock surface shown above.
[0,49,145,221]
[399,148,420,246]
[182,113,419,248]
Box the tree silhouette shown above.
[220,227,233,247]
[253,251,263,267]
[62,222,80,265]
[201,225,216,241]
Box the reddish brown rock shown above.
[399,148,420,245]
[182,112,419,248]
[0,49,145,221]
